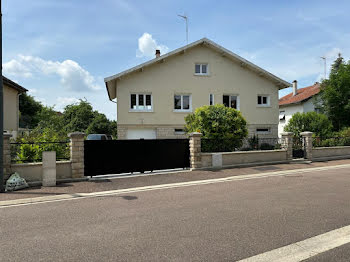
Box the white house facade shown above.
[104,38,291,139]
[278,81,321,136]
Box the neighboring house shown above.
[104,38,291,139]
[3,76,28,138]
[278,81,321,136]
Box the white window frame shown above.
[223,94,240,110]
[174,94,192,112]
[209,94,214,105]
[256,128,271,134]
[129,93,153,112]
[257,95,270,107]
[194,63,209,76]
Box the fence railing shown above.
[313,137,350,148]
[10,141,70,163]
[201,137,282,153]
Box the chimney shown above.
[292,80,298,96]
[155,49,161,58]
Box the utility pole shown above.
[320,56,327,79]
[0,0,4,192]
[178,14,188,44]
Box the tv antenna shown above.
[320,56,327,79]
[178,14,188,44]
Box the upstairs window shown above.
[130,93,152,111]
[223,95,239,109]
[174,94,191,111]
[279,111,285,121]
[257,95,270,106]
[195,64,208,75]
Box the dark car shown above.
[86,134,108,140]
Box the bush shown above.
[13,127,69,163]
[259,143,275,150]
[284,112,333,138]
[185,105,248,152]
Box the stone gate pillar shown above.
[68,132,85,178]
[189,132,202,170]
[281,132,293,161]
[301,132,313,160]
[3,133,12,179]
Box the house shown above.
[104,38,291,139]
[278,81,321,136]
[3,76,27,138]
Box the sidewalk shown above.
[1,158,350,202]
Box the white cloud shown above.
[27,88,38,94]
[3,55,101,91]
[136,33,169,58]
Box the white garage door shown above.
[126,129,157,139]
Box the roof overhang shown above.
[105,38,292,101]
[3,76,27,93]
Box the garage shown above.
[126,129,157,139]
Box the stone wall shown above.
[312,146,350,160]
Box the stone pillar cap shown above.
[3,133,13,138]
[300,131,313,136]
[68,132,85,138]
[189,132,202,136]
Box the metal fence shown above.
[313,137,350,148]
[10,141,70,163]
[201,137,282,153]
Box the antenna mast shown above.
[320,56,327,79]
[178,14,188,44]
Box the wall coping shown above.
[3,133,12,138]
[11,160,72,167]
[201,149,287,156]
[68,132,85,138]
[312,146,350,150]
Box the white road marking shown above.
[1,163,350,209]
[238,225,350,262]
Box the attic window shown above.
[279,111,285,121]
[195,64,208,75]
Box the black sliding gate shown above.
[84,139,190,176]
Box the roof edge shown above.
[3,76,27,93]
[104,38,291,88]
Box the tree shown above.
[284,112,333,138]
[319,56,350,130]
[185,105,248,151]
[86,112,118,137]
[63,100,95,133]
[19,93,43,128]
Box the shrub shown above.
[259,143,275,150]
[284,112,333,138]
[185,105,248,152]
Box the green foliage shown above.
[318,55,350,130]
[86,112,118,137]
[19,93,44,128]
[248,135,259,150]
[185,105,248,152]
[284,112,333,138]
[63,100,95,133]
[13,128,69,163]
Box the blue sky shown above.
[3,0,350,120]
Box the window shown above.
[174,128,186,135]
[256,128,270,134]
[195,64,208,75]
[279,111,285,121]
[223,95,239,109]
[209,94,214,105]
[174,94,191,111]
[257,95,270,106]
[130,93,152,111]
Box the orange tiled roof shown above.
[279,82,320,106]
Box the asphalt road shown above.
[1,165,350,261]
